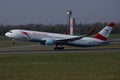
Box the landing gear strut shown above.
[12,39,16,45]
[54,44,64,50]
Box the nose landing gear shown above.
[12,39,16,45]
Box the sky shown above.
[0,0,120,25]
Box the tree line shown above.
[0,22,120,36]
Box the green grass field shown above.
[0,35,120,80]
[0,52,120,80]
[109,34,120,39]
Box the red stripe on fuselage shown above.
[21,31,31,38]
[93,34,107,41]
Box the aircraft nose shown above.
[5,32,9,37]
[5,32,11,38]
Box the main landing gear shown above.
[54,44,64,50]
[54,47,64,51]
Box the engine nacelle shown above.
[44,39,55,45]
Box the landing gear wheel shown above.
[54,47,58,50]
[54,47,64,51]
[12,39,16,45]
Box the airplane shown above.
[5,22,115,50]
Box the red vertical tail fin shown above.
[93,22,115,41]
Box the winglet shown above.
[107,22,115,27]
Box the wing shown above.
[56,35,85,43]
[55,27,96,44]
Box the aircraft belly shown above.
[67,40,99,47]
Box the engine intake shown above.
[43,39,55,45]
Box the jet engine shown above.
[43,39,55,45]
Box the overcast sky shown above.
[0,0,120,25]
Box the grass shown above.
[0,36,36,47]
[0,40,36,47]
[0,52,120,80]
[109,34,120,39]
[0,36,9,40]
[0,35,120,80]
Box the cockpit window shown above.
[9,31,12,33]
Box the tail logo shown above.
[93,22,115,41]
[104,29,109,34]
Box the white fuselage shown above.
[5,29,106,47]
